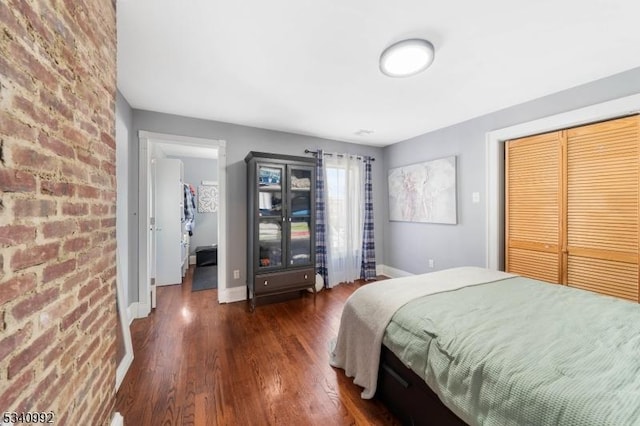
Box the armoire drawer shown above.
[254,268,314,295]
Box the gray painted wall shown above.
[128,111,386,296]
[115,91,138,306]
[167,156,219,254]
[384,66,640,274]
[119,66,640,304]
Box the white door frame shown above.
[486,93,640,270]
[137,131,228,317]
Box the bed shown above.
[329,267,640,425]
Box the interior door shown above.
[149,159,157,308]
[505,131,564,283]
[155,159,183,286]
[565,116,640,301]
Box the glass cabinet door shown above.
[258,219,283,268]
[257,164,284,269]
[287,166,313,266]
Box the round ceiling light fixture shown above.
[379,38,435,78]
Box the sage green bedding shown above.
[382,276,640,426]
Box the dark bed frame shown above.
[376,345,467,426]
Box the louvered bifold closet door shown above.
[506,131,563,283]
[566,115,640,302]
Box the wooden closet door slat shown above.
[566,115,640,301]
[505,131,563,283]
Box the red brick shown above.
[13,198,57,218]
[0,369,33,410]
[43,258,76,282]
[100,131,115,149]
[62,269,89,293]
[80,306,102,332]
[91,141,111,160]
[0,111,38,142]
[77,184,100,199]
[101,160,116,176]
[0,224,36,247]
[60,301,88,331]
[11,242,59,270]
[38,133,75,158]
[91,204,109,216]
[91,231,108,246]
[62,125,89,149]
[6,39,58,91]
[77,335,99,367]
[79,218,99,233]
[0,169,36,192]
[0,2,30,45]
[89,282,110,307]
[78,277,100,300]
[42,219,77,239]
[0,323,32,362]
[8,328,57,378]
[41,180,74,196]
[101,217,116,228]
[59,344,81,380]
[91,256,111,277]
[80,120,97,137]
[90,171,109,186]
[12,145,60,172]
[10,0,56,46]
[62,202,88,216]
[77,148,101,168]
[13,96,60,132]
[0,273,37,305]
[12,287,60,321]
[42,329,74,367]
[18,367,58,412]
[63,236,89,253]
[60,160,88,182]
[2,0,117,419]
[0,53,35,92]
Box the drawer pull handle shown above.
[263,280,268,286]
[304,274,308,279]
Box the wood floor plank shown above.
[115,266,399,425]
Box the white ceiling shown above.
[117,1,640,147]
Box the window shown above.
[324,156,363,285]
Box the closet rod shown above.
[304,149,375,161]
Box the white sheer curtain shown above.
[324,154,363,287]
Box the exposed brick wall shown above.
[0,1,117,425]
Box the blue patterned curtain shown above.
[315,150,329,287]
[360,156,376,280]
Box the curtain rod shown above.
[304,149,375,161]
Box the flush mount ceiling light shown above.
[379,39,435,78]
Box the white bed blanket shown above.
[329,266,516,398]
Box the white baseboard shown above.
[126,302,139,324]
[189,255,196,265]
[378,264,414,279]
[218,286,247,303]
[111,412,123,426]
[136,301,151,319]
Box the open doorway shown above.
[137,131,228,316]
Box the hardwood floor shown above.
[115,266,400,425]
